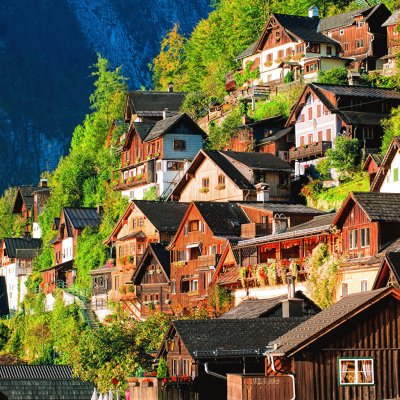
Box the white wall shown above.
[32,222,42,239]
[379,150,400,193]
[62,237,73,262]
[1,262,28,312]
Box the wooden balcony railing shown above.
[113,174,150,190]
[289,141,332,162]
[241,223,269,238]
[191,254,220,270]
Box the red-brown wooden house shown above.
[381,9,400,74]
[362,153,384,186]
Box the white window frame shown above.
[361,280,368,292]
[349,229,358,250]
[339,29,345,35]
[360,227,370,248]
[172,359,179,375]
[338,358,374,385]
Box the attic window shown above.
[174,140,186,151]
[339,29,345,35]
[231,220,240,228]
[338,358,374,385]
[356,21,365,28]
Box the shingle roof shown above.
[240,202,325,215]
[0,365,75,380]
[134,122,154,141]
[386,252,400,282]
[273,14,337,44]
[3,238,42,259]
[319,5,378,31]
[338,111,388,126]
[270,288,390,356]
[133,201,189,233]
[351,192,400,222]
[203,150,254,190]
[312,83,400,99]
[288,212,336,231]
[235,41,258,60]
[219,291,320,319]
[13,186,42,212]
[382,9,400,26]
[128,91,186,115]
[195,202,249,236]
[15,248,41,259]
[221,151,293,172]
[64,207,102,230]
[171,317,309,359]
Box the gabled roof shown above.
[319,4,385,31]
[132,242,170,284]
[371,136,400,192]
[195,202,249,237]
[382,9,400,26]
[235,41,258,60]
[270,287,398,357]
[12,186,42,213]
[3,238,42,259]
[334,192,400,227]
[63,207,102,230]
[0,365,76,380]
[373,246,400,289]
[362,152,384,172]
[239,202,326,216]
[288,212,336,231]
[126,91,186,117]
[221,151,292,172]
[219,291,320,319]
[159,317,309,359]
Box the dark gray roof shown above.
[64,207,102,230]
[352,192,400,222]
[273,13,337,45]
[221,151,293,172]
[312,83,400,99]
[270,288,390,356]
[171,317,309,359]
[241,202,325,215]
[370,153,384,166]
[0,365,74,380]
[3,238,42,259]
[288,212,336,231]
[128,91,186,115]
[259,127,293,144]
[15,248,41,259]
[382,9,400,26]
[219,291,320,319]
[195,202,249,236]
[13,186,42,212]
[133,201,189,233]
[339,111,388,126]
[134,122,154,141]
[386,252,400,283]
[319,4,378,31]
[236,41,258,60]
[203,150,254,190]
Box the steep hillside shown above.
[0,0,210,192]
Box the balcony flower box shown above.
[200,187,209,193]
[149,270,154,275]
[264,61,273,68]
[216,184,225,190]
[156,268,162,274]
[136,173,144,181]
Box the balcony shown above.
[289,141,332,162]
[191,254,220,271]
[225,71,237,92]
[241,223,269,238]
[113,173,150,190]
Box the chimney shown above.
[39,178,48,188]
[348,70,362,86]
[242,115,249,125]
[272,214,289,234]
[163,108,169,120]
[168,82,174,93]
[96,205,104,216]
[23,229,31,240]
[308,5,319,18]
[255,183,270,203]
[282,275,304,317]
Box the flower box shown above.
[200,187,209,193]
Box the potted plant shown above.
[154,152,160,158]
[136,173,143,181]
[141,378,153,387]
[200,187,209,193]
[119,285,127,294]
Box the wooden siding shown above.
[291,296,400,400]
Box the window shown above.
[286,48,292,57]
[189,220,200,232]
[361,280,368,292]
[177,250,186,262]
[202,177,210,189]
[156,161,162,172]
[363,126,374,140]
[339,29,345,36]
[172,359,179,375]
[339,358,374,385]
[308,134,313,144]
[173,140,186,151]
[184,225,188,236]
[210,245,218,255]
[349,229,358,250]
[182,359,190,376]
[190,280,198,292]
[218,175,225,187]
[203,272,213,289]
[317,105,321,118]
[326,129,332,142]
[356,39,364,48]
[394,167,399,182]
[341,283,348,298]
[308,108,313,120]
[300,136,305,146]
[167,161,184,170]
[356,21,365,28]
[361,227,370,248]
[171,280,176,294]
[279,173,288,186]
[326,45,332,56]
[309,43,320,53]
[343,42,349,51]
[114,275,120,290]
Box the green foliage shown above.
[234,61,260,87]
[316,158,332,180]
[0,188,25,238]
[207,108,242,149]
[180,92,210,119]
[382,106,400,154]
[304,243,341,309]
[0,323,10,352]
[207,284,233,316]
[317,67,348,85]
[283,70,294,83]
[157,358,168,378]
[325,137,360,178]
[252,95,291,121]
[142,186,158,201]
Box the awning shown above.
[186,242,201,249]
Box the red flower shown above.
[142,378,151,383]
[111,377,118,385]
[170,376,178,383]
[180,374,191,383]
[162,378,168,384]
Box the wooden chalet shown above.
[225,116,294,161]
[362,152,384,186]
[12,179,50,238]
[42,207,102,294]
[167,202,250,313]
[370,136,400,193]
[373,246,400,289]
[89,263,113,321]
[103,201,188,314]
[287,83,400,175]
[381,10,400,75]
[0,237,41,311]
[228,7,345,91]
[245,287,400,400]
[319,3,390,71]
[132,242,172,320]
[114,113,206,200]
[170,150,293,203]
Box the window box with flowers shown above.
[173,261,186,268]
[293,53,305,61]
[216,184,226,190]
[156,268,162,274]
[200,187,209,193]
[136,173,144,181]
[128,177,135,184]
[141,378,153,387]
[154,152,160,158]
[188,290,199,297]
[146,155,152,160]
[274,58,283,64]
[264,61,273,68]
